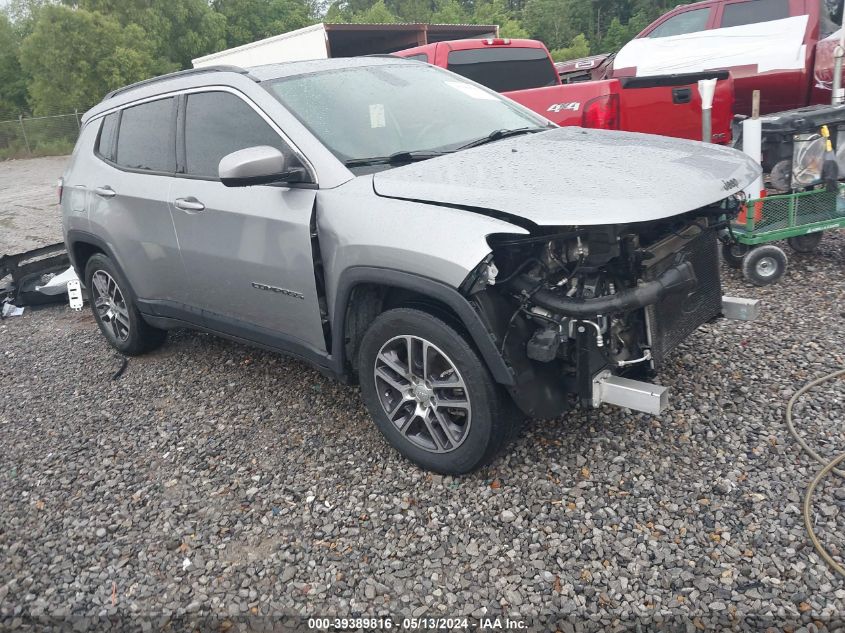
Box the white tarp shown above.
[614,14,809,77]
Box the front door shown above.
[168,89,326,356]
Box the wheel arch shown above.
[65,230,136,299]
[331,267,515,387]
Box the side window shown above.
[96,112,119,162]
[184,91,296,179]
[115,97,176,172]
[647,8,711,37]
[720,0,790,28]
[404,53,430,63]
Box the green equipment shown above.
[722,185,845,285]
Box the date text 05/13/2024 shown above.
[307,617,528,630]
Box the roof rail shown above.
[103,65,253,101]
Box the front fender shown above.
[331,266,516,386]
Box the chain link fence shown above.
[0,109,89,160]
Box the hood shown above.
[372,127,761,227]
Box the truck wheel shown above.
[741,245,788,286]
[357,308,516,475]
[722,242,750,269]
[85,254,167,355]
[787,232,823,253]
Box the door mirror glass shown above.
[218,145,301,187]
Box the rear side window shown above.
[720,0,790,28]
[446,47,559,92]
[404,53,429,63]
[184,91,293,179]
[96,113,118,161]
[115,97,176,172]
[648,8,710,37]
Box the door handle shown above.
[94,186,116,198]
[174,197,205,212]
[672,88,692,104]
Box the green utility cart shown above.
[722,185,845,285]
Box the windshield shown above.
[265,63,548,167]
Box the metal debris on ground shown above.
[111,355,129,381]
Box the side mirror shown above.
[218,146,304,187]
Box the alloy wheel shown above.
[373,335,472,454]
[91,270,130,342]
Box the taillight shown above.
[57,177,64,204]
[582,94,620,130]
[483,38,511,45]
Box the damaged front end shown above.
[464,203,748,419]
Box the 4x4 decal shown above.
[547,102,580,113]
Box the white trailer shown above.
[192,22,498,68]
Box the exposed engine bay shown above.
[465,203,736,418]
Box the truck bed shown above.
[504,70,733,143]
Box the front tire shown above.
[358,308,515,474]
[85,253,167,355]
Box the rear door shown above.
[624,0,811,115]
[87,97,187,302]
[167,88,326,355]
[713,0,809,113]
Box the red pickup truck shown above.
[394,37,735,144]
[560,0,841,116]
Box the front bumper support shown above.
[592,370,669,415]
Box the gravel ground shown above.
[0,155,67,254]
[2,157,845,630]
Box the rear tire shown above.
[787,232,823,253]
[741,245,788,286]
[84,254,167,355]
[357,307,515,474]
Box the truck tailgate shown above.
[502,81,616,128]
[617,71,734,144]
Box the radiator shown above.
[642,225,723,368]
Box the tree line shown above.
[0,0,698,119]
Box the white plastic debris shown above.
[2,303,24,318]
[34,266,79,296]
[182,557,191,571]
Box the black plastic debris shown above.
[0,243,71,307]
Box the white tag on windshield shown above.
[445,81,498,101]
[369,104,386,128]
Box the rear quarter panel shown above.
[61,123,98,244]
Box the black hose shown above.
[506,261,698,319]
[496,258,545,286]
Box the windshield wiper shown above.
[456,127,544,151]
[344,150,445,168]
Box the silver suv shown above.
[61,58,759,474]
